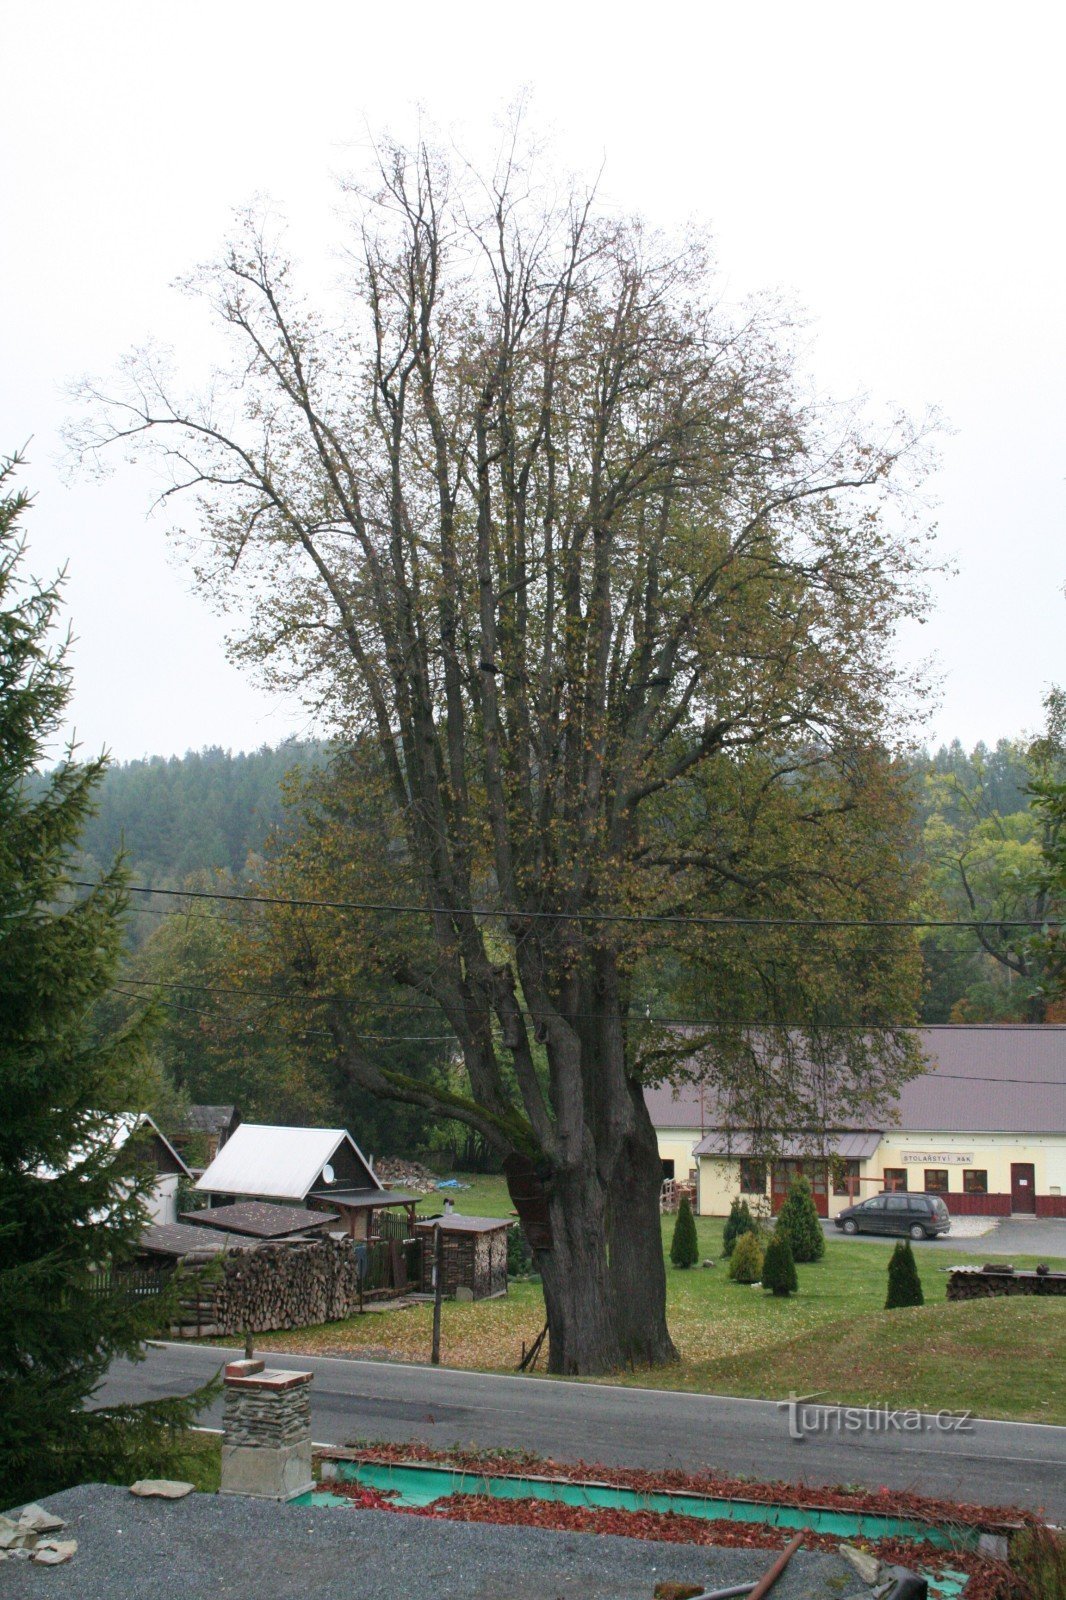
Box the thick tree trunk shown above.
[504,1074,677,1373]
[607,1078,679,1366]
[535,1165,622,1375]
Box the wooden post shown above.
[431,1224,443,1366]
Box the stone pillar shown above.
[220,1359,314,1501]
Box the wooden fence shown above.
[82,1266,171,1303]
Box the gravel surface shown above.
[823,1216,1066,1256]
[0,1484,859,1599]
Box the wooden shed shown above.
[414,1215,510,1301]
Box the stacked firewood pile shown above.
[373,1156,440,1193]
[946,1263,1066,1299]
[173,1239,372,1336]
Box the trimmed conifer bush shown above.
[774,1175,825,1262]
[885,1239,924,1309]
[670,1193,700,1268]
[722,1197,755,1258]
[762,1232,798,1296]
[728,1229,764,1284]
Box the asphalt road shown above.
[97,1342,1066,1519]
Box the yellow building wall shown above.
[694,1156,871,1218]
[874,1133,1066,1199]
[655,1131,700,1185]
[690,1135,1066,1219]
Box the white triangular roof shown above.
[35,1111,191,1181]
[194,1124,381,1202]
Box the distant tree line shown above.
[62,723,1063,1028]
[71,707,1063,1181]
[33,743,329,927]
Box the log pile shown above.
[946,1264,1066,1300]
[373,1156,440,1193]
[172,1239,376,1337]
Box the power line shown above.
[110,984,1066,1084]
[71,879,1065,931]
[111,973,1018,1036]
[110,987,454,1044]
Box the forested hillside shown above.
[67,742,328,891]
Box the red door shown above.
[771,1159,829,1218]
[1010,1163,1036,1214]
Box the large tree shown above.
[79,132,932,1373]
[0,455,194,1499]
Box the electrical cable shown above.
[70,878,1065,931]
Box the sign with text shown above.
[899,1151,974,1165]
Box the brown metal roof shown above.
[139,1222,253,1258]
[645,1026,1066,1136]
[306,1187,418,1209]
[179,1104,239,1137]
[692,1130,882,1160]
[414,1214,512,1234]
[180,1201,338,1238]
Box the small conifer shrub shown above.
[885,1239,924,1309]
[762,1232,798,1296]
[722,1197,755,1258]
[670,1193,700,1268]
[728,1229,764,1284]
[774,1175,825,1262]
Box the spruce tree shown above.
[761,1232,798,1296]
[774,1175,826,1263]
[670,1194,700,1269]
[0,457,202,1501]
[728,1230,764,1284]
[885,1239,925,1309]
[722,1197,755,1258]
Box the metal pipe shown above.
[746,1534,805,1600]
[688,1583,758,1600]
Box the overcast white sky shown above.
[2,1,1062,763]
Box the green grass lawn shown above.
[412,1173,514,1218]
[168,1429,222,1493]
[248,1181,1066,1424]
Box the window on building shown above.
[924,1170,949,1194]
[883,1168,907,1192]
[963,1169,988,1194]
[661,1158,675,1181]
[833,1159,860,1197]
[739,1159,767,1195]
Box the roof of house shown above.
[138,1222,252,1258]
[194,1124,381,1202]
[645,1026,1066,1138]
[414,1214,512,1234]
[179,1105,239,1137]
[180,1201,339,1238]
[38,1112,193,1182]
[306,1187,418,1210]
[692,1130,882,1160]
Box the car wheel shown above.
[909,1223,926,1240]
[843,1219,858,1235]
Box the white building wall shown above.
[146,1173,180,1225]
